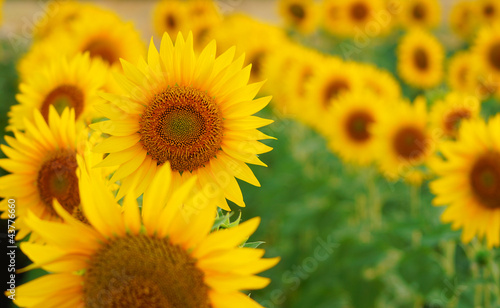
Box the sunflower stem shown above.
[410,184,421,218]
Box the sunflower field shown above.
[0,0,500,307]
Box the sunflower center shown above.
[84,39,119,65]
[412,3,426,20]
[289,3,306,20]
[393,126,427,160]
[250,51,266,78]
[443,109,470,135]
[469,152,500,209]
[298,67,313,97]
[351,2,369,21]
[139,86,223,172]
[488,42,500,71]
[413,48,429,71]
[83,234,211,308]
[484,4,495,17]
[40,85,84,122]
[166,14,176,29]
[345,111,374,142]
[37,151,80,216]
[323,79,349,107]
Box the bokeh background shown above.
[1,1,500,308]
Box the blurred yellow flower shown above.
[397,29,444,89]
[447,51,477,94]
[398,0,441,29]
[13,159,279,308]
[450,0,480,40]
[358,63,402,100]
[278,0,318,34]
[474,22,500,79]
[477,0,500,25]
[430,115,500,248]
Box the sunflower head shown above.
[450,0,480,40]
[278,0,319,34]
[399,0,441,29]
[474,22,500,81]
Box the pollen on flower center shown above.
[40,85,84,122]
[83,234,211,308]
[84,39,119,65]
[139,86,223,172]
[414,48,429,70]
[469,151,500,209]
[37,150,80,217]
[488,42,500,70]
[393,126,427,160]
[345,111,374,142]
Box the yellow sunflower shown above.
[153,0,188,41]
[450,0,480,40]
[474,22,500,79]
[398,0,441,29]
[323,91,384,166]
[373,97,433,181]
[278,0,318,34]
[359,63,402,100]
[429,92,481,139]
[447,51,478,94]
[322,0,345,36]
[397,29,444,89]
[430,115,500,248]
[91,32,274,210]
[9,53,107,131]
[12,156,279,307]
[477,0,500,25]
[304,58,362,132]
[341,0,389,37]
[0,107,88,240]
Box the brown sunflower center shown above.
[250,51,266,79]
[289,3,306,20]
[139,86,223,172]
[166,14,177,29]
[345,111,374,142]
[323,79,350,107]
[37,151,80,216]
[83,235,211,308]
[84,39,119,65]
[412,2,426,20]
[393,126,427,159]
[469,152,500,209]
[414,48,429,71]
[488,42,500,71]
[298,67,313,97]
[484,4,495,17]
[443,109,471,135]
[40,85,84,122]
[351,2,369,21]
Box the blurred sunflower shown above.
[341,0,388,36]
[187,1,222,52]
[13,158,279,307]
[430,115,500,248]
[322,0,344,36]
[447,51,477,94]
[373,97,433,181]
[429,92,480,139]
[9,53,106,131]
[91,33,273,210]
[153,0,188,41]
[474,22,500,79]
[324,91,383,166]
[278,0,318,34]
[399,0,441,29]
[0,108,86,240]
[450,0,479,40]
[397,29,444,89]
[477,0,500,25]
[305,58,361,131]
[359,64,402,100]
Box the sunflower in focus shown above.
[359,64,402,100]
[278,0,318,34]
[430,115,500,248]
[153,0,188,41]
[91,33,273,210]
[0,107,87,240]
[305,58,361,131]
[477,0,500,25]
[324,91,384,166]
[429,92,480,139]
[450,1,479,40]
[373,97,433,181]
[9,53,106,131]
[397,29,444,89]
[447,51,477,94]
[399,0,441,29]
[12,157,279,307]
[474,22,500,79]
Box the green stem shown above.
[410,184,421,218]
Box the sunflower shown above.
[321,0,345,36]
[12,155,279,307]
[9,53,107,131]
[430,115,500,248]
[477,0,500,25]
[153,0,188,41]
[91,32,274,210]
[0,107,88,240]
[398,0,441,29]
[373,97,433,180]
[341,0,389,37]
[450,0,480,40]
[323,91,384,166]
[429,92,481,139]
[397,29,444,89]
[359,63,402,100]
[447,51,477,94]
[304,58,362,132]
[278,0,318,34]
[474,22,500,79]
